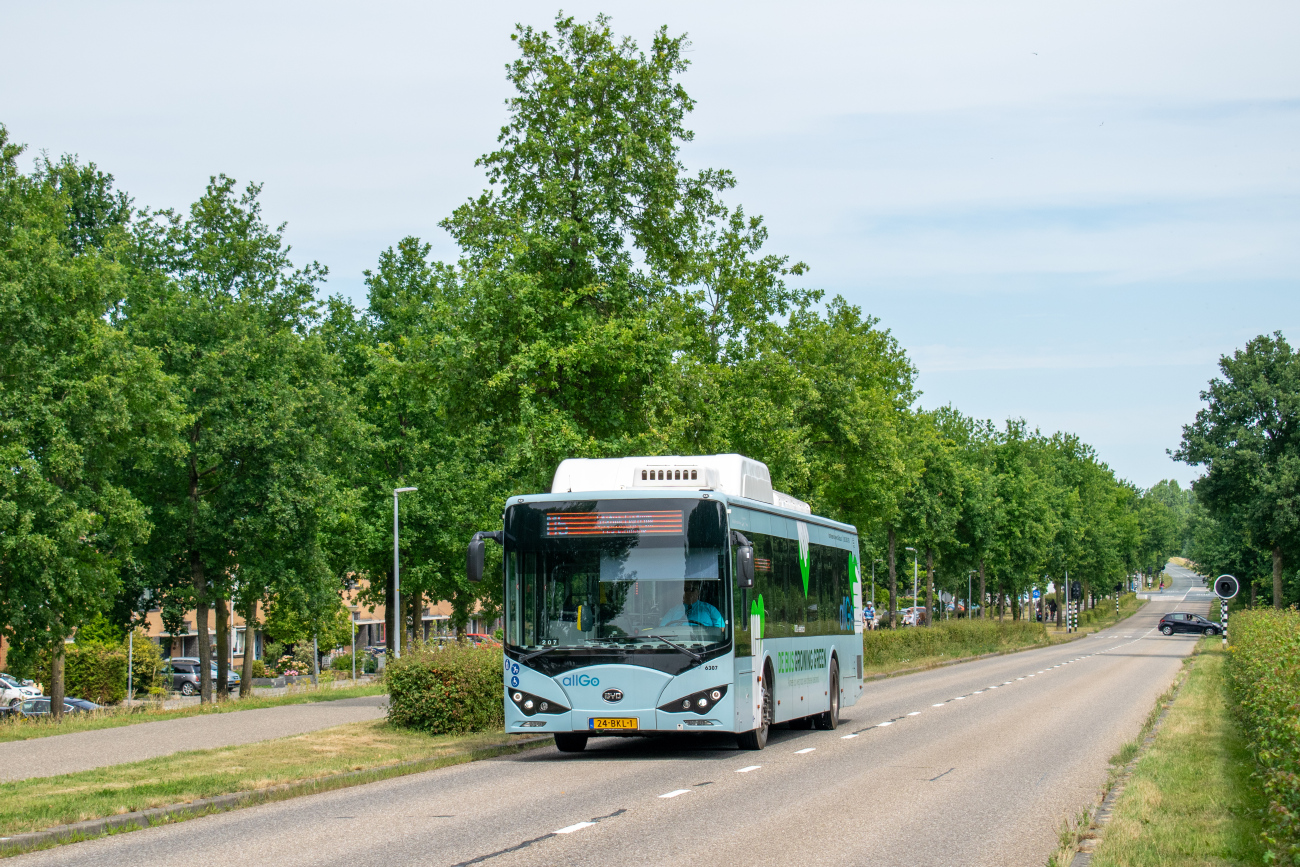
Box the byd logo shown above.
[561,674,600,687]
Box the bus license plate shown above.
[589,717,638,731]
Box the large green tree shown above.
[0,130,180,715]
[125,175,352,700]
[1175,333,1300,608]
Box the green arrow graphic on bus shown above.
[750,595,765,640]
[796,521,810,596]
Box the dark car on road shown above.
[1158,612,1221,636]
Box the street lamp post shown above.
[967,570,976,619]
[872,559,883,624]
[393,486,418,659]
[904,547,918,625]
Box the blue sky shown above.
[3,0,1297,488]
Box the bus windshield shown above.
[504,498,731,675]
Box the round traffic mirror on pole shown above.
[1214,574,1239,600]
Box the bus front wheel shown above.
[737,664,774,750]
[554,733,589,753]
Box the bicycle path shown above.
[0,695,387,782]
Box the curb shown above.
[0,735,550,857]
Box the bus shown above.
[465,454,866,752]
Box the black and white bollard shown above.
[1213,575,1238,648]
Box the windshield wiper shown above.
[647,634,703,662]
[520,646,558,663]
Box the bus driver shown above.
[658,581,724,628]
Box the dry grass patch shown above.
[0,720,536,836]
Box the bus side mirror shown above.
[737,544,754,588]
[731,531,754,589]
[466,531,503,584]
[467,539,485,584]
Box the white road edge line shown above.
[556,822,595,834]
[736,765,761,773]
[659,789,691,799]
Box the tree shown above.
[1175,333,1300,609]
[895,413,964,625]
[124,175,349,700]
[0,129,180,715]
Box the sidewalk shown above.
[0,695,387,783]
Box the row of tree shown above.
[0,14,1188,714]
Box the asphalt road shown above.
[0,695,387,782]
[12,565,1207,867]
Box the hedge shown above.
[386,641,504,735]
[43,643,129,705]
[1226,608,1300,865]
[861,618,1048,668]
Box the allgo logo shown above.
[561,673,600,687]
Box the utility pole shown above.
[905,547,918,625]
[393,486,418,659]
[872,559,883,628]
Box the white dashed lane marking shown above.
[659,789,691,799]
[736,765,761,773]
[795,747,816,754]
[556,822,595,834]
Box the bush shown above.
[43,643,129,705]
[263,641,286,670]
[330,651,375,673]
[125,628,163,696]
[250,659,271,678]
[1226,608,1300,865]
[861,618,1047,668]
[386,641,504,735]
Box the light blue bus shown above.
[466,454,865,752]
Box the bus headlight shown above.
[508,689,570,717]
[659,685,729,716]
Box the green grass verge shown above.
[0,719,540,838]
[1087,641,1265,867]
[0,681,388,744]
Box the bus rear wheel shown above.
[737,664,773,750]
[554,733,588,753]
[814,660,839,730]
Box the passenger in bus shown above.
[658,581,724,628]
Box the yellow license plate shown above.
[589,717,638,730]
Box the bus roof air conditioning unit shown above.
[550,454,810,514]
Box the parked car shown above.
[15,697,98,718]
[164,658,242,695]
[464,633,502,646]
[0,673,41,709]
[1158,612,1222,636]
